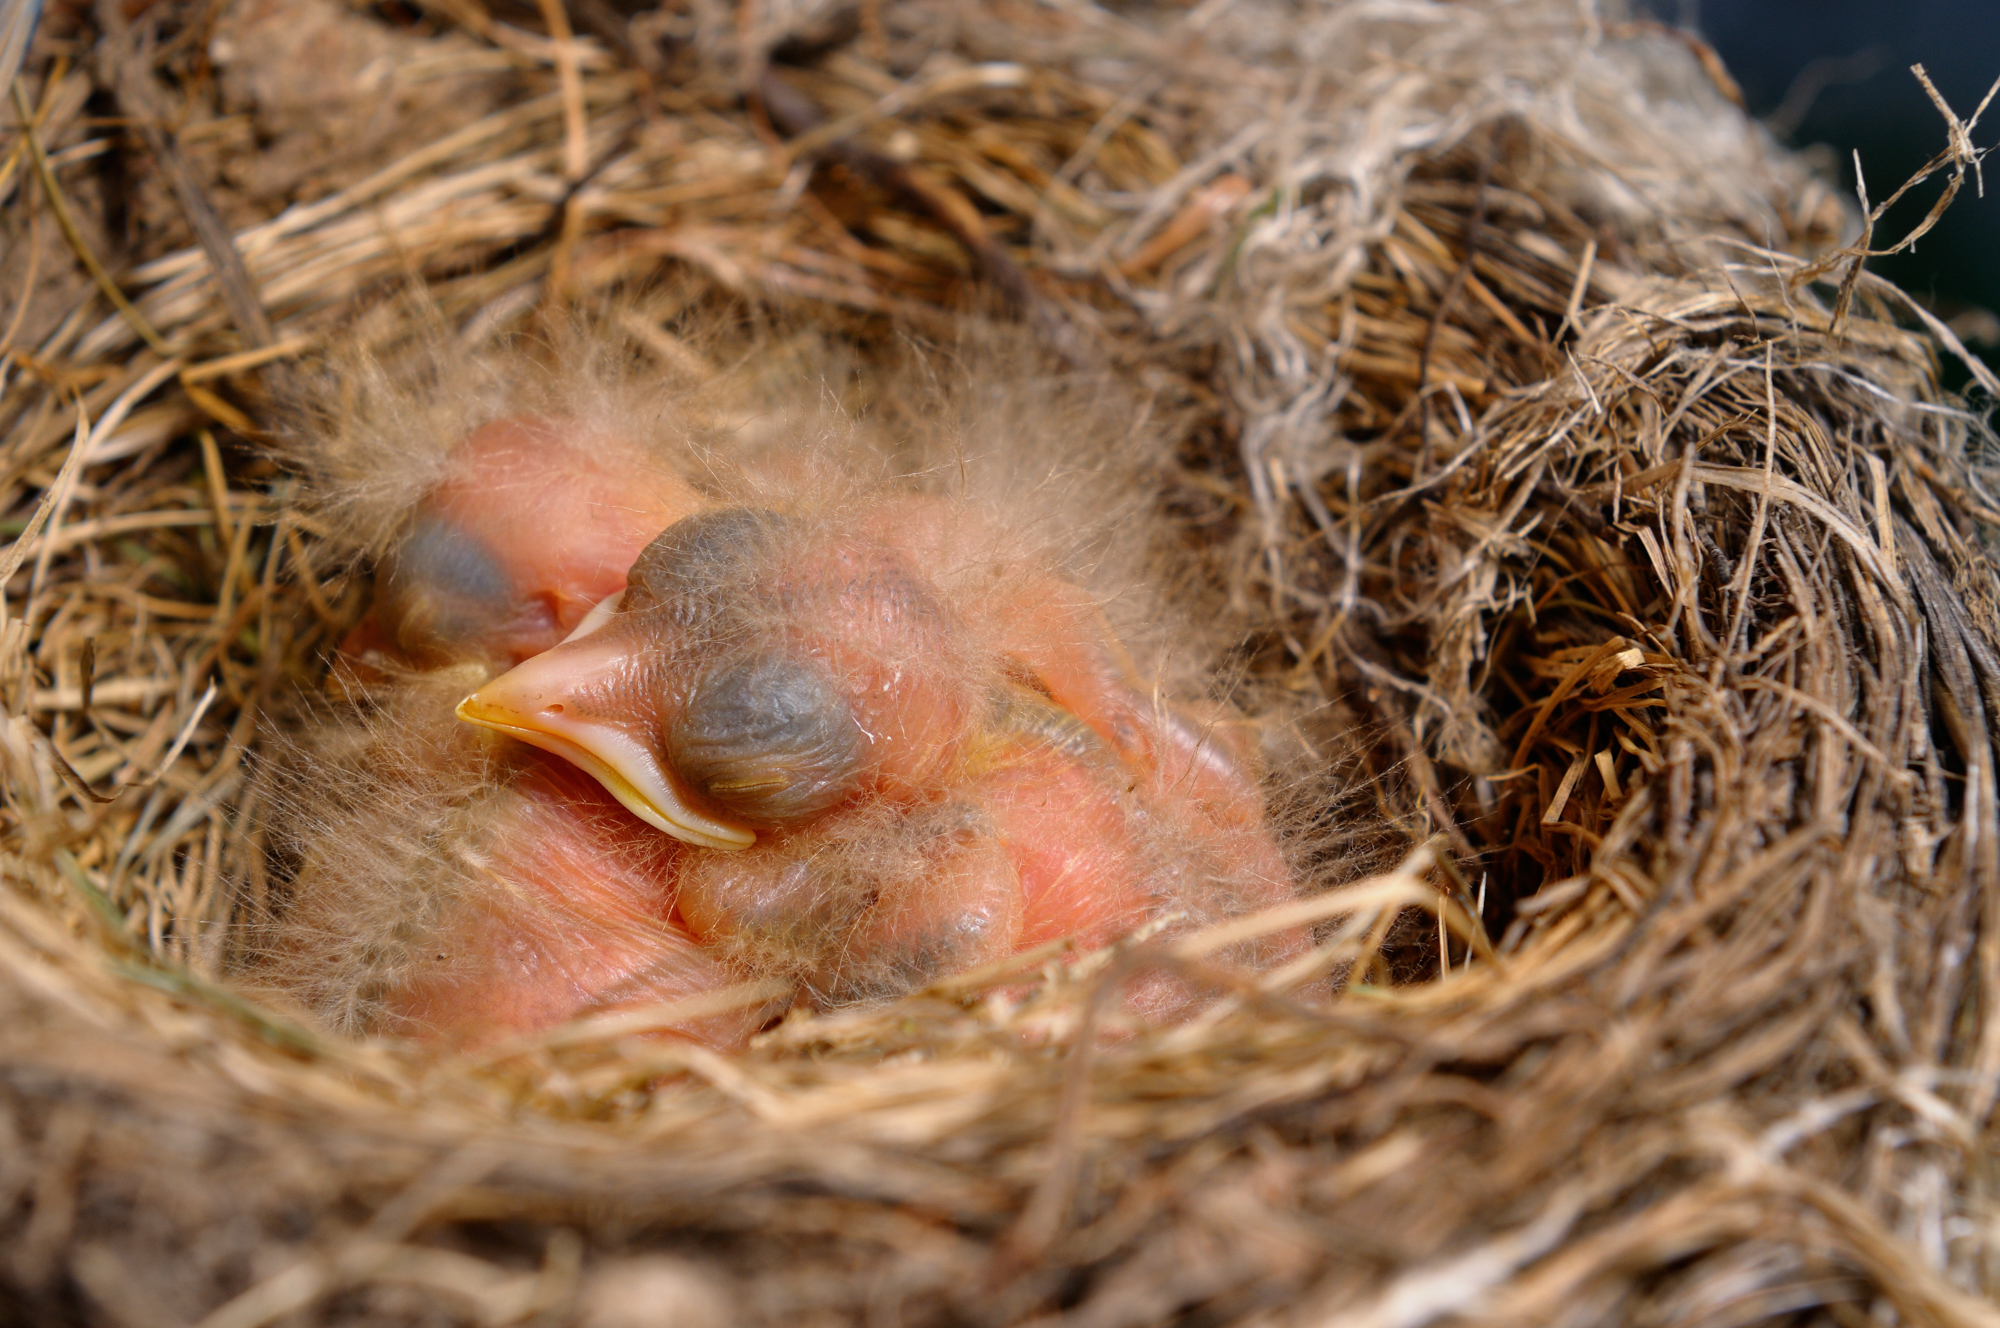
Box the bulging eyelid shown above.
[375,514,522,661]
[667,652,866,826]
[390,513,514,604]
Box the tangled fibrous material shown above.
[0,0,1998,1323]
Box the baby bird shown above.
[255,336,1297,1048]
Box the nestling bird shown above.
[251,329,1299,1048]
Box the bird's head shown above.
[362,417,706,668]
[455,506,979,851]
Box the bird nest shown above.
[4,0,2000,1323]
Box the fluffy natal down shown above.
[239,320,1306,1048]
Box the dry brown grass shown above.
[2,0,1999,1324]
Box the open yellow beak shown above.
[454,637,756,851]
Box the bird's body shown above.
[373,757,767,1048]
[255,334,1299,1047]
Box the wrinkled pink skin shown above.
[385,760,774,1049]
[339,418,1298,1047]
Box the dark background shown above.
[1640,0,2000,381]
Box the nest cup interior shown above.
[2,0,2000,1324]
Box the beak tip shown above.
[454,691,499,728]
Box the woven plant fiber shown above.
[1,0,1999,1324]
